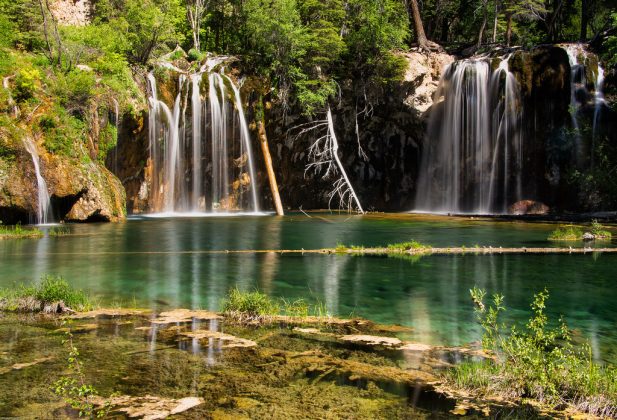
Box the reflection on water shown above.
[0,215,616,362]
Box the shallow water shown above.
[1,214,616,362]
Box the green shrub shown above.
[14,67,40,102]
[548,225,583,241]
[446,288,617,417]
[187,48,204,62]
[590,220,612,239]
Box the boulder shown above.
[508,200,550,215]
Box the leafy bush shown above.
[590,220,612,239]
[14,67,40,102]
[548,225,583,241]
[446,288,617,417]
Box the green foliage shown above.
[0,275,92,312]
[97,123,117,163]
[0,222,43,239]
[607,13,617,66]
[40,105,87,157]
[548,225,583,241]
[386,240,431,252]
[52,323,113,417]
[221,287,280,317]
[35,276,92,311]
[221,288,331,319]
[449,288,617,416]
[49,226,71,237]
[590,220,612,239]
[14,67,40,102]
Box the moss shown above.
[548,225,583,241]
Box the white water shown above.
[415,56,523,214]
[147,62,260,213]
[23,138,51,225]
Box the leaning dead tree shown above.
[297,107,365,214]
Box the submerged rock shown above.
[92,395,204,420]
[150,309,222,325]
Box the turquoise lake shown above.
[1,214,616,361]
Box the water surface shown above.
[1,214,616,361]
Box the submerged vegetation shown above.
[0,222,43,239]
[0,275,92,312]
[446,288,617,417]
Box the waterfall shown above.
[592,64,605,168]
[415,56,523,214]
[146,63,260,214]
[564,44,586,163]
[23,138,51,225]
[226,75,260,212]
[562,43,606,168]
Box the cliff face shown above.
[0,140,125,224]
[261,51,454,212]
[110,47,615,215]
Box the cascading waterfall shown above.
[147,62,260,213]
[415,56,523,214]
[23,138,51,225]
[563,43,606,168]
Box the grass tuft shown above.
[0,222,43,239]
[49,226,71,237]
[0,275,92,312]
[386,240,431,253]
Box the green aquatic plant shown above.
[221,288,280,319]
[0,275,92,312]
[49,226,72,237]
[0,222,43,239]
[386,240,431,253]
[548,225,583,241]
[446,288,617,417]
[222,289,331,320]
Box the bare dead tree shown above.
[295,107,364,214]
[187,0,210,52]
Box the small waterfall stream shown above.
[415,56,523,214]
[23,138,51,225]
[147,62,260,214]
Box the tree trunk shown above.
[580,0,588,41]
[257,114,284,216]
[492,0,499,43]
[408,0,428,48]
[505,13,513,46]
[477,16,487,48]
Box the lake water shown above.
[1,213,616,361]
